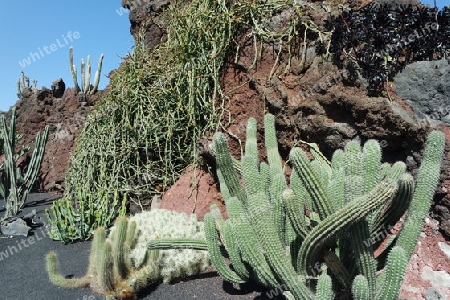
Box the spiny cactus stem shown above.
[90,53,104,95]
[147,238,208,251]
[69,46,80,93]
[46,251,90,288]
[297,179,397,274]
[395,130,445,258]
[376,246,408,300]
[204,214,246,283]
[289,147,334,219]
[213,132,247,205]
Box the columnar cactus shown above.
[69,46,104,95]
[213,115,444,299]
[145,114,444,299]
[0,107,49,218]
[16,71,31,98]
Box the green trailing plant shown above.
[147,114,445,299]
[0,107,49,219]
[69,46,104,95]
[49,0,232,243]
[46,209,210,299]
[48,0,324,243]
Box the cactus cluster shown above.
[16,71,32,98]
[0,107,49,219]
[148,114,445,299]
[69,46,104,96]
[46,209,210,299]
[205,114,444,299]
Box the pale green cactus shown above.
[16,71,31,98]
[145,114,445,299]
[46,209,210,299]
[0,107,49,219]
[69,46,103,95]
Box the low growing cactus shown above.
[147,114,445,300]
[46,209,210,299]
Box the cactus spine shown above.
[0,107,49,218]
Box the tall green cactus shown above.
[69,46,104,95]
[145,114,445,299]
[0,107,49,218]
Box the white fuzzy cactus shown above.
[110,208,210,283]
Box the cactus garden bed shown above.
[0,192,449,299]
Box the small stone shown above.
[424,287,444,300]
[0,218,31,237]
[438,242,450,259]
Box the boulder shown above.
[51,78,65,98]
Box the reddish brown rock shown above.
[4,86,102,193]
[160,164,226,221]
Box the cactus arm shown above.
[352,275,370,300]
[244,117,258,164]
[45,251,90,288]
[282,188,308,240]
[347,140,382,299]
[370,173,414,242]
[125,220,137,249]
[289,147,334,219]
[362,140,382,194]
[242,155,262,201]
[264,114,283,173]
[221,220,251,280]
[297,179,398,275]
[316,273,335,300]
[99,242,114,292]
[290,167,313,213]
[84,55,91,93]
[246,192,314,300]
[147,238,208,251]
[271,173,289,245]
[343,141,363,181]
[375,246,408,300]
[348,218,377,299]
[213,132,247,205]
[204,213,246,283]
[327,167,345,211]
[112,217,128,281]
[88,227,106,276]
[69,47,80,93]
[226,197,280,287]
[81,58,86,93]
[90,53,104,95]
[395,130,445,257]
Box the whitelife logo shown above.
[18,31,81,68]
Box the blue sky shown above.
[0,1,133,112]
[0,0,448,112]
